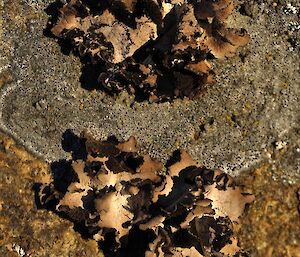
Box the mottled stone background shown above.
[1,0,299,182]
[0,0,299,256]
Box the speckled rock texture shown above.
[0,0,300,257]
[0,132,299,257]
[0,0,299,184]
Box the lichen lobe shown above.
[39,133,254,256]
[50,0,249,102]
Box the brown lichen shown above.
[49,0,249,102]
[39,132,254,256]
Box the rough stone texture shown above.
[0,131,299,257]
[0,132,102,257]
[0,0,300,257]
[0,0,299,184]
[238,164,300,257]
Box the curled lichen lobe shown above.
[39,132,254,256]
[49,0,249,101]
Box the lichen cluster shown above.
[50,0,249,101]
[39,132,254,256]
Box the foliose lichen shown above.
[39,132,254,256]
[49,0,249,102]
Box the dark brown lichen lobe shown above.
[39,133,254,256]
[50,0,249,102]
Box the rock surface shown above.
[0,0,300,257]
[0,0,299,183]
[0,132,102,257]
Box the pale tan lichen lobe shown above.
[39,133,254,256]
[50,0,250,101]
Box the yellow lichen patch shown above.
[0,70,12,88]
[265,52,273,61]
[238,164,300,257]
[0,135,50,183]
[79,102,84,110]
[242,102,252,113]
[225,114,237,127]
[280,82,288,89]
